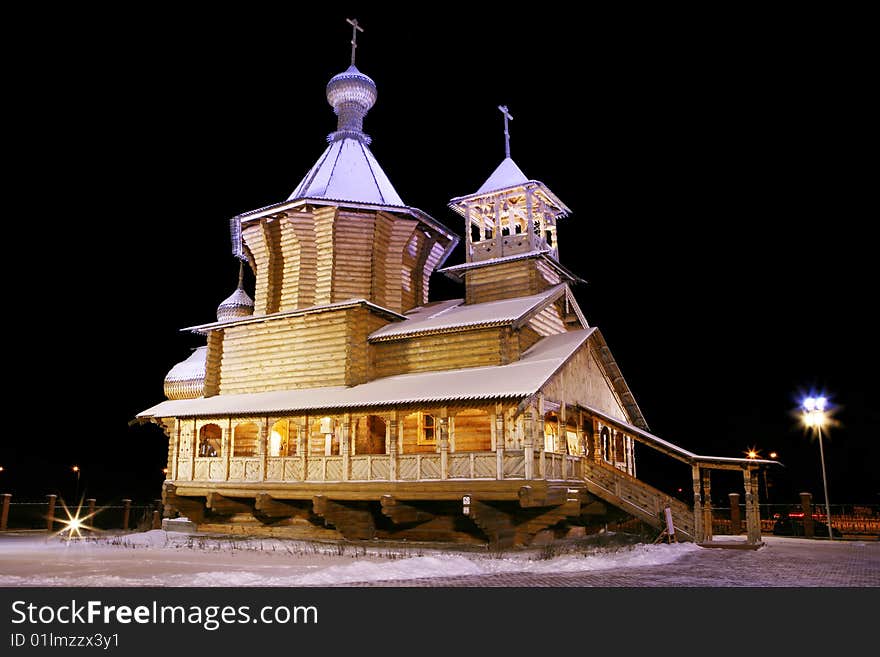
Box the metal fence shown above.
[710,503,880,537]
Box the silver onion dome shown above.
[216,265,254,322]
[326,65,376,143]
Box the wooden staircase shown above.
[580,461,695,541]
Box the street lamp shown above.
[72,465,80,502]
[801,395,834,540]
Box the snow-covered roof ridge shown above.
[137,329,595,419]
[288,138,405,207]
[368,284,568,341]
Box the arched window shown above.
[233,422,259,457]
[601,427,611,462]
[269,420,291,457]
[198,424,222,458]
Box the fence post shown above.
[152,510,161,530]
[729,493,741,534]
[800,492,813,538]
[46,494,57,532]
[121,499,132,531]
[0,493,10,531]
[87,498,96,518]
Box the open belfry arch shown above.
[138,20,775,547]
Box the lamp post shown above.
[801,396,834,540]
[72,465,80,502]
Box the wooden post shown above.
[0,493,10,531]
[341,413,351,481]
[121,499,132,531]
[223,421,231,481]
[495,411,505,480]
[729,493,742,534]
[388,414,398,481]
[702,470,713,542]
[537,395,546,478]
[692,466,703,543]
[800,492,814,538]
[744,469,760,544]
[259,419,269,482]
[46,494,57,532]
[523,408,534,480]
[439,413,449,480]
[87,498,96,518]
[151,510,161,530]
[750,471,762,543]
[299,416,308,481]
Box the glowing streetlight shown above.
[72,465,80,502]
[801,395,834,540]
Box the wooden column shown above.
[341,413,351,481]
[439,412,449,480]
[526,189,536,251]
[170,421,179,480]
[523,408,535,480]
[46,494,57,532]
[388,413,398,481]
[537,395,546,478]
[121,499,132,531]
[702,470,713,542]
[223,421,231,481]
[189,419,197,481]
[0,493,10,531]
[729,493,742,534]
[259,419,269,482]
[800,492,814,538]
[692,466,703,543]
[298,416,308,481]
[744,468,761,544]
[495,409,505,481]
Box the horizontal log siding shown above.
[452,408,492,452]
[218,310,351,394]
[371,327,507,378]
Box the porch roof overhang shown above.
[575,402,781,470]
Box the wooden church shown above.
[138,23,772,547]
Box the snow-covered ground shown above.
[0,530,699,587]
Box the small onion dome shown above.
[326,65,377,142]
[216,265,254,322]
[163,346,207,400]
[326,64,377,112]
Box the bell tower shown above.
[442,106,577,305]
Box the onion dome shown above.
[216,263,254,322]
[163,346,206,400]
[326,64,377,144]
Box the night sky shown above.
[6,8,875,507]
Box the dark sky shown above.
[6,7,875,506]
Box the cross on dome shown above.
[347,18,364,65]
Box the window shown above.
[417,413,436,445]
[198,424,222,458]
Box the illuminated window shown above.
[417,413,436,445]
[544,422,557,452]
[198,424,222,458]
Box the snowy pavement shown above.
[0,531,876,587]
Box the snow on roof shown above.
[138,329,594,419]
[288,138,405,207]
[475,157,530,194]
[182,298,406,334]
[369,284,567,341]
[164,347,207,383]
